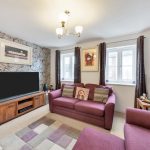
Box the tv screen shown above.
[0,72,39,101]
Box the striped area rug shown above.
[0,116,80,150]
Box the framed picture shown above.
[81,48,99,71]
[0,39,32,65]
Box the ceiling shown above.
[0,0,150,48]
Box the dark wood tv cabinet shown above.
[0,92,45,124]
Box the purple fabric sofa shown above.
[48,83,115,130]
[73,108,150,150]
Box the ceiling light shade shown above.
[56,27,63,35]
[75,26,83,34]
[59,12,68,22]
[56,10,83,39]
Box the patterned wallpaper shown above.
[0,32,51,90]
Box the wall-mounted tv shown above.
[0,72,39,101]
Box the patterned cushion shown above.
[75,87,89,100]
[62,86,74,98]
[94,88,109,103]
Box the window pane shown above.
[106,45,136,84]
[61,53,74,81]
[122,50,133,81]
[107,52,118,81]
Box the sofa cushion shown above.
[94,88,109,103]
[75,87,89,100]
[124,123,150,150]
[101,85,113,96]
[75,100,105,116]
[62,85,74,98]
[53,97,79,109]
[61,83,84,97]
[84,84,100,100]
[73,128,125,150]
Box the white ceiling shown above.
[0,0,150,48]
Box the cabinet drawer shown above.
[34,95,45,107]
[5,103,17,121]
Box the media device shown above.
[0,72,39,101]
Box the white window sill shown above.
[106,82,136,87]
[61,80,74,82]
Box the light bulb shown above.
[59,12,68,22]
[56,27,63,35]
[75,26,83,34]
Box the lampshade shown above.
[56,27,63,35]
[59,12,68,22]
[75,26,83,34]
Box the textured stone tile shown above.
[66,127,80,139]
[0,31,51,90]
[33,124,48,134]
[0,134,25,150]
[27,126,54,148]
[49,121,62,130]
[50,144,65,150]
[47,124,71,143]
[35,139,54,150]
[27,134,45,148]
[28,117,55,129]
[20,144,32,150]
[21,130,37,142]
[66,139,77,150]
[56,134,72,148]
[16,127,32,138]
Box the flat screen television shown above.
[0,72,39,101]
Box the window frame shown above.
[105,45,136,86]
[60,51,74,82]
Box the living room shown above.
[0,0,150,150]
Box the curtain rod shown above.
[103,36,146,45]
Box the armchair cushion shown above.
[124,123,150,150]
[53,97,79,109]
[73,128,125,150]
[75,100,105,116]
[126,108,150,129]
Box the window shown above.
[61,52,74,81]
[106,45,136,85]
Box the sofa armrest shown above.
[48,89,62,112]
[126,108,150,129]
[104,94,115,130]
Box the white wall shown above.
[50,30,150,113]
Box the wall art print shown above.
[0,39,32,65]
[81,48,99,71]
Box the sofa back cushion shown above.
[101,85,113,97]
[84,84,100,100]
[61,83,84,97]
[75,87,89,100]
[62,85,74,98]
[85,84,113,100]
[93,88,109,103]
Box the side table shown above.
[137,98,150,110]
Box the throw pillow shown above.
[62,85,74,98]
[75,87,89,100]
[94,88,109,103]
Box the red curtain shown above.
[99,42,106,85]
[74,47,81,83]
[55,50,61,89]
[135,36,146,107]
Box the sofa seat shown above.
[73,128,125,150]
[75,100,105,116]
[124,123,150,150]
[53,97,79,109]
